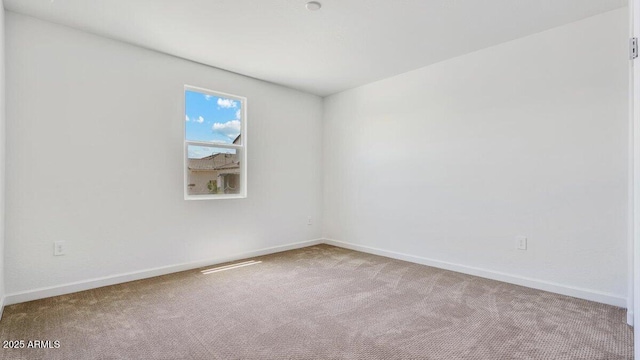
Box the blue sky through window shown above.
[187,145,235,160]
[185,90,241,158]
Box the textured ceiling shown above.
[5,0,627,96]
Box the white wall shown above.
[3,7,630,308]
[5,13,323,297]
[0,0,5,312]
[323,9,629,305]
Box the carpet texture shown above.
[0,245,633,359]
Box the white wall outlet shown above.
[54,241,67,256]
[307,216,312,225]
[516,236,527,250]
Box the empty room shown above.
[0,0,638,359]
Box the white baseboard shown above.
[0,296,4,320]
[4,238,323,306]
[4,237,627,309]
[324,238,627,308]
[627,310,634,326]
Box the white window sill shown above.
[185,194,247,201]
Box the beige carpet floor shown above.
[0,244,633,360]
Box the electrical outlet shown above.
[516,236,527,250]
[54,241,67,256]
[307,216,312,225]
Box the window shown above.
[184,86,246,199]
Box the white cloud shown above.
[185,115,190,122]
[217,98,238,109]
[204,95,213,101]
[212,120,241,138]
[188,148,204,159]
[188,146,215,159]
[195,116,205,124]
[235,109,242,119]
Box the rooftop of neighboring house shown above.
[188,135,241,171]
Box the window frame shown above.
[183,85,247,200]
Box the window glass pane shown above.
[185,90,241,144]
[187,146,241,195]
